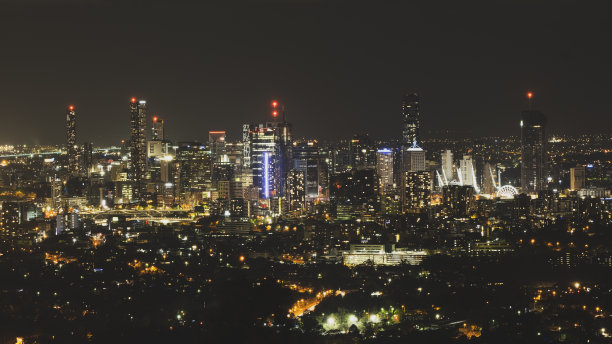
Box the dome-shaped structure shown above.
[497,185,518,198]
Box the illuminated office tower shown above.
[402,141,426,172]
[175,142,211,204]
[520,99,548,193]
[376,148,394,194]
[270,100,292,196]
[209,131,227,163]
[243,123,278,199]
[129,97,148,200]
[440,150,454,183]
[460,155,478,191]
[570,166,585,191]
[401,170,430,213]
[241,100,292,199]
[287,169,305,212]
[293,141,320,200]
[401,93,420,147]
[81,142,93,174]
[66,105,78,173]
[151,116,164,141]
[349,134,376,168]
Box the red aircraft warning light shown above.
[272,110,278,117]
[527,92,533,99]
[130,97,137,103]
[153,116,158,122]
[68,105,74,111]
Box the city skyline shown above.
[1,1,611,342]
[0,0,611,145]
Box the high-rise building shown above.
[401,93,420,147]
[129,97,148,200]
[460,155,478,191]
[401,171,430,213]
[66,105,78,173]
[293,141,320,200]
[175,142,211,204]
[151,116,164,141]
[376,148,394,194]
[81,142,93,174]
[349,134,376,168]
[209,131,227,163]
[287,169,305,212]
[243,123,278,199]
[570,166,586,191]
[520,108,547,193]
[401,142,426,172]
[443,185,474,216]
[272,101,293,197]
[241,100,293,200]
[440,150,454,183]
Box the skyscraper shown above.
[401,171,430,213]
[66,105,78,173]
[151,116,164,141]
[209,131,227,163]
[242,123,278,199]
[129,97,147,200]
[460,155,477,191]
[401,141,426,172]
[81,142,93,175]
[401,93,420,147]
[287,169,305,212]
[520,108,547,193]
[376,148,394,194]
[440,150,454,183]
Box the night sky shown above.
[0,0,610,145]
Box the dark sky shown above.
[0,0,610,145]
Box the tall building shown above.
[151,116,164,141]
[175,142,211,204]
[293,141,320,200]
[460,155,478,191]
[401,93,420,147]
[241,100,293,200]
[272,101,293,197]
[209,131,227,163]
[401,141,426,172]
[443,185,474,216]
[242,123,278,199]
[520,108,547,193]
[570,166,586,191]
[349,134,376,168]
[401,171,430,213]
[81,142,93,174]
[440,150,454,183]
[129,97,148,200]
[66,105,78,173]
[287,169,305,212]
[376,148,394,194]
